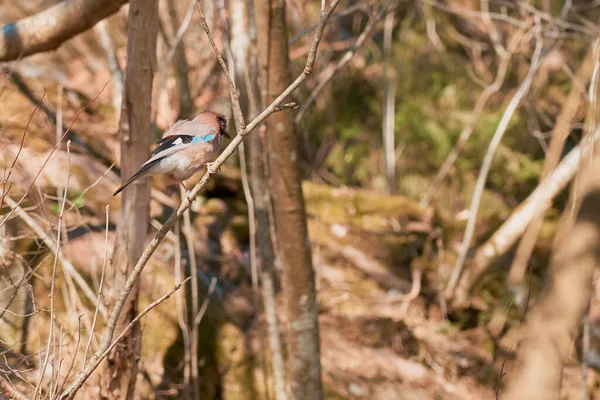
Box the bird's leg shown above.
[206,162,221,174]
[180,181,194,204]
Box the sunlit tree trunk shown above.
[230,0,288,397]
[100,1,158,399]
[255,0,322,398]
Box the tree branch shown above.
[0,374,28,400]
[0,0,128,62]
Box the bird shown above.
[113,111,230,198]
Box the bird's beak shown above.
[223,131,231,139]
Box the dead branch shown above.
[446,23,544,299]
[58,2,342,398]
[0,0,128,62]
[324,240,410,291]
[0,374,28,400]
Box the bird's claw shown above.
[207,162,221,174]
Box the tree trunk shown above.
[101,1,158,399]
[255,1,322,399]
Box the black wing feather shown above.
[153,135,195,156]
[114,134,196,196]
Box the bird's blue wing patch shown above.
[192,134,216,143]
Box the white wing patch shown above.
[172,137,184,146]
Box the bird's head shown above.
[194,111,231,139]
[216,113,230,139]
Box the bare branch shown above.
[0,374,28,400]
[63,277,191,398]
[0,0,128,62]
[422,29,525,206]
[35,140,72,399]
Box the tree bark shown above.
[0,0,128,62]
[256,1,322,398]
[101,1,157,399]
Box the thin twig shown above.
[82,205,110,367]
[2,194,107,318]
[195,0,246,134]
[0,82,109,229]
[58,315,83,395]
[295,6,385,123]
[193,277,217,326]
[0,91,44,214]
[70,278,191,393]
[35,140,71,399]
[421,29,524,206]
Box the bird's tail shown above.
[113,169,147,196]
[113,157,165,196]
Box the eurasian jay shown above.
[113,111,230,197]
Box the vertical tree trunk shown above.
[255,1,322,399]
[101,1,158,399]
[230,0,288,397]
